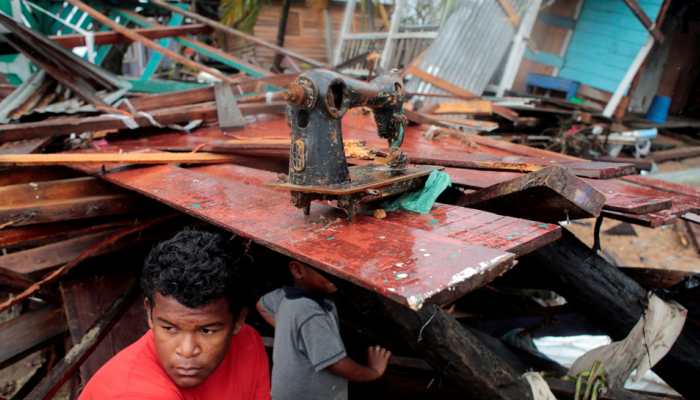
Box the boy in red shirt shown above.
[80,230,270,400]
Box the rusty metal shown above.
[275,69,422,218]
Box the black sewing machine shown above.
[269,69,434,220]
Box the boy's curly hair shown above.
[142,230,249,316]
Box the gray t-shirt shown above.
[260,288,348,400]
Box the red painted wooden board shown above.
[191,164,562,257]
[91,114,699,227]
[442,168,675,216]
[102,113,630,178]
[75,162,560,310]
[89,113,699,227]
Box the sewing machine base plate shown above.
[270,164,436,219]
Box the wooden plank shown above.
[0,307,67,366]
[581,177,675,215]
[650,146,700,163]
[0,177,120,207]
[121,80,289,112]
[0,138,52,155]
[0,219,134,250]
[121,87,214,111]
[0,152,238,166]
[149,0,326,68]
[622,175,700,198]
[26,282,139,400]
[0,167,81,186]
[0,231,117,276]
[441,168,673,216]
[0,194,146,227]
[408,153,635,179]
[592,155,653,171]
[0,12,119,113]
[456,166,606,222]
[2,29,114,114]
[432,100,493,115]
[0,216,175,314]
[60,267,147,383]
[496,0,521,27]
[49,24,212,48]
[0,101,285,141]
[406,65,478,99]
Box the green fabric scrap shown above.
[383,170,451,214]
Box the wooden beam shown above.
[456,166,606,222]
[26,281,139,400]
[149,0,326,68]
[0,231,118,276]
[0,101,277,141]
[121,80,288,112]
[406,65,518,121]
[650,146,700,163]
[0,307,67,367]
[0,138,52,155]
[408,154,636,179]
[621,0,665,43]
[432,101,494,115]
[0,194,147,227]
[65,0,241,85]
[0,152,238,166]
[0,177,120,207]
[0,167,81,186]
[496,0,521,27]
[336,280,534,400]
[49,24,212,48]
[0,219,134,250]
[0,101,285,142]
[406,65,478,99]
[404,109,499,132]
[60,267,147,382]
[524,230,700,399]
[0,14,118,114]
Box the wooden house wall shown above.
[558,0,663,92]
[252,2,345,67]
[512,0,579,92]
[250,2,392,68]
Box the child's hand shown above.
[367,345,391,377]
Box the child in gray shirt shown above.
[257,260,391,400]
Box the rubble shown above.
[0,1,698,399]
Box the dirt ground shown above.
[565,218,699,273]
[566,156,700,275]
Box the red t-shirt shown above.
[79,324,270,400]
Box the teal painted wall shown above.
[559,0,663,92]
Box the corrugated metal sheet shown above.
[405,0,533,104]
[0,71,129,123]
